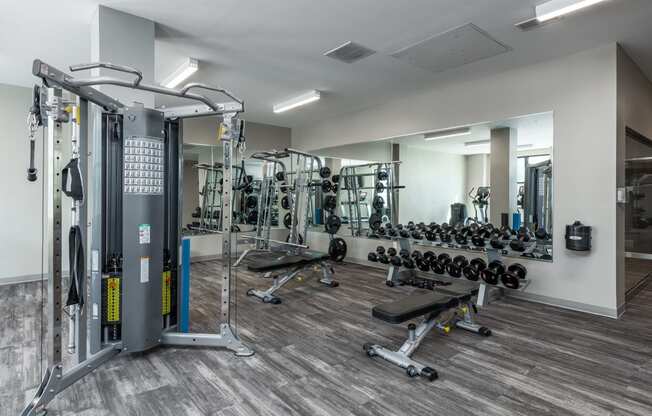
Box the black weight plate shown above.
[246,195,258,209]
[416,258,430,272]
[411,230,423,240]
[376,170,388,181]
[275,171,286,182]
[328,237,347,262]
[246,210,258,225]
[452,255,468,268]
[375,182,385,193]
[321,180,332,193]
[387,247,397,257]
[323,195,337,211]
[331,174,340,184]
[283,212,292,229]
[325,214,342,235]
[437,253,451,265]
[376,246,386,255]
[372,195,385,211]
[455,233,468,245]
[488,260,506,275]
[471,234,486,247]
[423,251,436,262]
[280,182,289,194]
[367,252,378,262]
[319,166,331,179]
[369,212,383,231]
[425,230,437,241]
[281,195,291,210]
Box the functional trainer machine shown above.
[22,60,253,416]
[239,149,339,304]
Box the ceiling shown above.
[392,112,554,155]
[2,0,652,128]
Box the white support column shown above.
[90,5,156,107]
[490,127,518,227]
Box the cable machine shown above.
[22,60,254,416]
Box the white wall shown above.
[0,84,63,282]
[293,44,619,317]
[617,46,652,309]
[183,116,291,155]
[398,145,466,224]
[315,141,391,163]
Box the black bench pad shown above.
[247,251,329,273]
[372,292,462,324]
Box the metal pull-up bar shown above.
[33,59,243,114]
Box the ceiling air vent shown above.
[324,41,376,64]
[390,23,510,73]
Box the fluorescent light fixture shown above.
[162,58,198,89]
[273,90,321,113]
[464,140,490,148]
[518,144,533,149]
[536,0,608,22]
[424,127,471,141]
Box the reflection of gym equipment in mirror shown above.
[522,157,553,240]
[22,59,253,416]
[238,148,345,304]
[465,186,490,225]
[336,162,404,237]
[188,162,257,232]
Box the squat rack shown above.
[23,60,252,416]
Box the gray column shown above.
[90,5,155,107]
[489,127,518,226]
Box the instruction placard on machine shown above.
[139,224,151,244]
[140,256,150,283]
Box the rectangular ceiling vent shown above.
[324,41,376,64]
[391,23,510,73]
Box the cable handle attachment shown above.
[26,85,42,182]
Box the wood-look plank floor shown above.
[2,260,652,416]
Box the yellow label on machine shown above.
[162,270,172,315]
[106,277,120,322]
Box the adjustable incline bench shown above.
[363,289,491,381]
[244,250,338,304]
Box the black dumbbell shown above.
[387,247,397,257]
[423,251,436,264]
[425,230,438,241]
[500,263,528,289]
[411,250,423,260]
[480,260,505,285]
[390,256,402,267]
[377,227,386,236]
[430,253,451,275]
[446,255,468,278]
[411,230,423,240]
[378,253,390,264]
[462,258,487,281]
[471,234,486,247]
[399,249,410,259]
[399,229,410,239]
[439,231,452,243]
[416,258,431,272]
[490,237,506,249]
[402,258,415,269]
[376,246,386,255]
[368,252,378,262]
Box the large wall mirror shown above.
[311,112,554,261]
[181,143,280,235]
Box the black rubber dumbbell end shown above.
[420,367,438,382]
[479,327,492,337]
[27,168,38,182]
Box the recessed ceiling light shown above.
[162,58,198,89]
[273,90,321,113]
[424,127,471,141]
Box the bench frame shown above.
[245,257,337,304]
[364,296,490,381]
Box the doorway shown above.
[625,127,652,300]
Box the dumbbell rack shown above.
[382,237,531,307]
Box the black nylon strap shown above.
[66,225,84,307]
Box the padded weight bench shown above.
[363,289,490,381]
[244,250,337,304]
